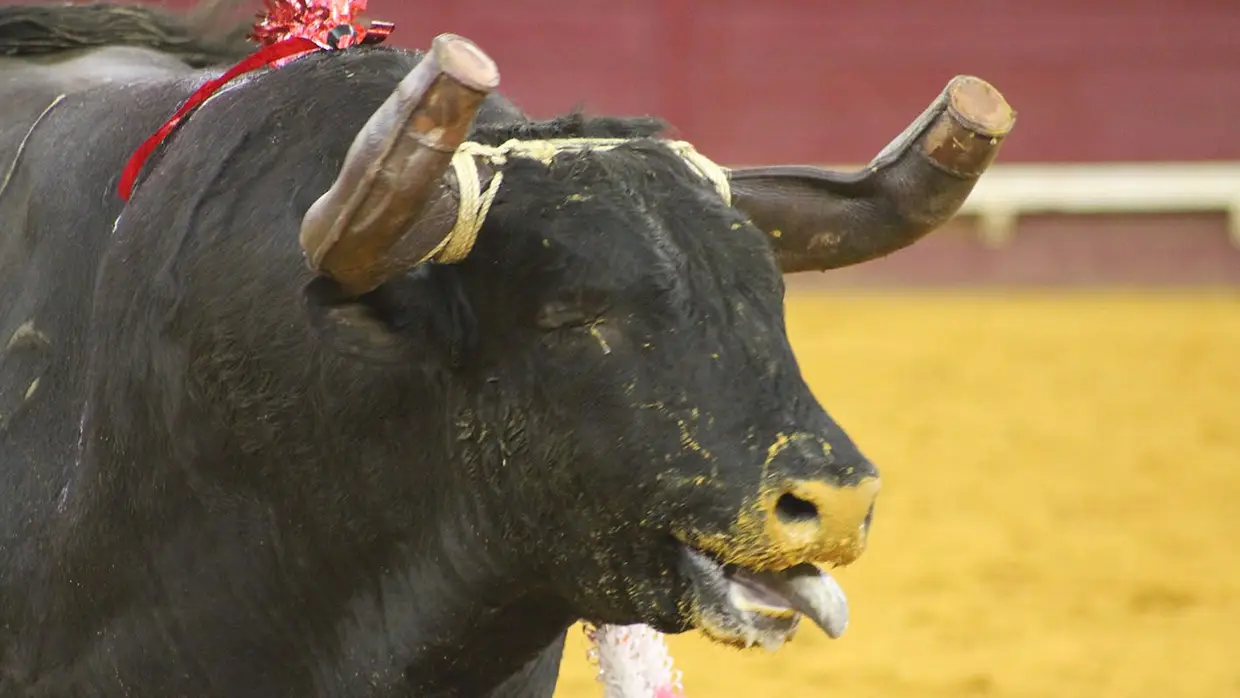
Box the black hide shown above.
[0,6,876,697]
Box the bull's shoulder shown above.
[0,45,195,88]
[0,51,208,344]
[0,54,209,565]
[0,46,198,138]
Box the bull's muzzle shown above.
[677,465,880,646]
[685,472,880,573]
[759,476,880,568]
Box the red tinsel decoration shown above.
[250,0,394,55]
[117,0,394,201]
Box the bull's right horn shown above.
[300,33,500,297]
[728,75,1015,273]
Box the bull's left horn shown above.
[300,33,500,296]
[728,75,1015,273]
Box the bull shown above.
[0,2,1015,696]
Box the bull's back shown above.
[0,50,204,613]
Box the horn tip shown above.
[430,33,501,93]
[946,75,1015,138]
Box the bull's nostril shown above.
[774,492,820,526]
[863,502,875,530]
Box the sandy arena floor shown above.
[553,290,1240,698]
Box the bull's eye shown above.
[535,289,611,330]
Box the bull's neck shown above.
[357,497,574,697]
[386,393,579,697]
[34,423,574,697]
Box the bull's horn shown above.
[300,33,500,296]
[728,75,1015,273]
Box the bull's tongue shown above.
[726,563,850,639]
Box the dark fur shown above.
[0,4,875,697]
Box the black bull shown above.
[0,3,1015,696]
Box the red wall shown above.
[7,0,1237,165]
[363,0,1240,165]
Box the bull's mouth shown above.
[678,546,849,651]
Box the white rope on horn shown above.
[423,136,732,267]
[662,140,732,206]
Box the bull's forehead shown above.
[492,143,783,304]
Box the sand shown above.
[553,290,1240,698]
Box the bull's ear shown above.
[296,33,498,364]
[301,276,410,365]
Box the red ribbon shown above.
[117,37,320,202]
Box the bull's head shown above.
[299,35,1014,651]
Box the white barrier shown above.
[955,162,1240,248]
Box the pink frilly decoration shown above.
[585,623,686,698]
